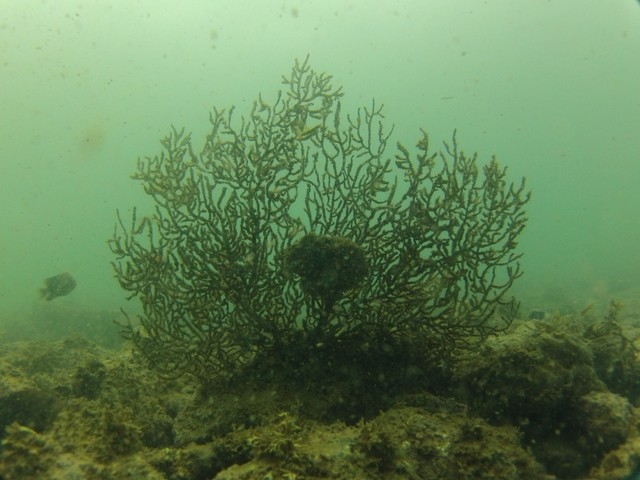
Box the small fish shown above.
[294,123,322,141]
[39,272,76,301]
[528,309,546,321]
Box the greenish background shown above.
[1,0,638,333]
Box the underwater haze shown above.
[0,0,639,329]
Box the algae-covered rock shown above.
[0,338,174,479]
[455,321,605,433]
[0,339,81,438]
[2,312,640,479]
[71,358,107,399]
[51,399,143,463]
[206,406,548,480]
[453,319,639,478]
[590,425,640,480]
[584,319,640,403]
[351,407,547,480]
[0,388,61,435]
[0,423,53,480]
[182,412,359,480]
[579,391,633,456]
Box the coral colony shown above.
[110,57,530,387]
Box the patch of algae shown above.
[2,300,640,479]
[166,406,545,480]
[0,335,546,479]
